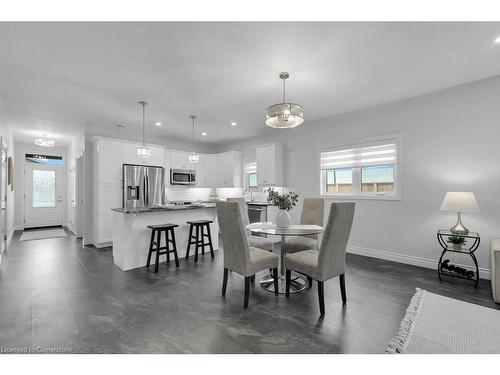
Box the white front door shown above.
[24,163,64,228]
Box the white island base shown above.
[112,207,219,271]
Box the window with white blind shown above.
[243,160,261,192]
[319,138,399,199]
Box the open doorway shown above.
[23,153,64,228]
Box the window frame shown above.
[318,135,401,201]
[243,159,262,193]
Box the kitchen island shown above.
[111,204,218,271]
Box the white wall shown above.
[14,142,67,230]
[216,75,500,279]
[0,99,15,251]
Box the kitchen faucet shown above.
[243,188,254,202]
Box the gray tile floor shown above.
[0,229,498,353]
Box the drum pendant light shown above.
[265,72,304,129]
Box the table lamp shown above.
[440,192,480,235]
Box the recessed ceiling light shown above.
[156,122,162,127]
[35,137,55,147]
[231,122,237,126]
[201,132,207,136]
[495,36,500,44]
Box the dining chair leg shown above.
[307,276,313,288]
[285,270,291,297]
[339,273,347,305]
[273,268,279,295]
[318,281,325,316]
[244,276,250,308]
[222,268,229,297]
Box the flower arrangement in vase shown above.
[266,188,299,228]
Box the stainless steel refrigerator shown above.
[123,164,165,210]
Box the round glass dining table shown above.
[246,222,324,294]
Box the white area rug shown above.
[387,288,500,353]
[19,228,68,241]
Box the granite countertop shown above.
[112,203,216,214]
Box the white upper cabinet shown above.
[97,139,122,185]
[216,151,242,188]
[170,150,191,170]
[122,143,163,166]
[197,154,218,188]
[256,143,284,186]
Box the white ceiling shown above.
[1,22,500,147]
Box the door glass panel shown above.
[33,170,56,208]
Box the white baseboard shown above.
[348,245,491,280]
[7,230,14,248]
[94,241,112,248]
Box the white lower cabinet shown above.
[97,185,122,244]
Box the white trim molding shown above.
[347,245,491,280]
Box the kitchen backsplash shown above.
[165,187,244,202]
[164,186,288,202]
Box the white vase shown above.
[275,209,291,228]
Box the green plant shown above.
[447,236,466,246]
[266,188,299,211]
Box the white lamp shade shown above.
[137,146,151,158]
[440,192,480,213]
[188,153,199,164]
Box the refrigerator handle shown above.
[143,174,148,206]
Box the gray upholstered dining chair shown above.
[217,201,279,308]
[226,197,274,252]
[285,202,355,316]
[285,198,324,253]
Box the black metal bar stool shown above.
[185,220,214,262]
[146,224,180,272]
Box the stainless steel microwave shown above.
[170,168,196,185]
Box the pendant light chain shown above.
[142,102,145,146]
[139,100,147,146]
[137,101,151,157]
[190,115,197,151]
[282,76,286,103]
[188,115,199,164]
